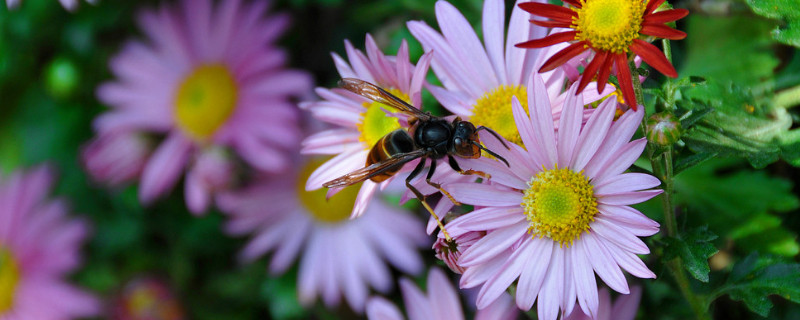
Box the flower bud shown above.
[646,112,682,146]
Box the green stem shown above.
[662,38,673,64]
[774,84,800,109]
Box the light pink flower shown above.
[82,131,151,187]
[217,158,428,313]
[564,286,642,320]
[444,72,661,319]
[87,0,311,214]
[5,0,96,11]
[0,166,99,319]
[366,268,518,320]
[407,0,613,147]
[300,34,432,218]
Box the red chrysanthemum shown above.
[516,0,688,109]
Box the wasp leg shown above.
[448,155,492,180]
[424,159,462,206]
[407,157,452,241]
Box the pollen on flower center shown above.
[0,247,20,314]
[357,89,408,148]
[469,85,528,147]
[521,166,598,246]
[297,158,360,223]
[572,0,646,53]
[175,64,238,141]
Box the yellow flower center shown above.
[469,85,528,147]
[297,158,361,223]
[357,89,409,148]
[572,0,646,53]
[521,166,598,246]
[0,247,20,314]
[174,64,238,141]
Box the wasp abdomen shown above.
[366,129,415,182]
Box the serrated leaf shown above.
[664,226,719,282]
[746,0,800,47]
[718,253,800,316]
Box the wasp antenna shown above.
[473,141,510,167]
[476,126,511,150]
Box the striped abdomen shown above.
[366,129,416,182]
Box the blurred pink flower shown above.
[300,34,432,218]
[87,0,311,214]
[407,0,613,147]
[217,158,428,313]
[444,73,660,319]
[564,286,642,320]
[112,276,185,320]
[366,268,518,320]
[82,131,152,187]
[5,0,96,11]
[0,166,99,319]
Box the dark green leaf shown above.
[746,0,800,47]
[664,226,719,282]
[717,253,800,316]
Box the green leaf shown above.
[746,0,800,47]
[675,158,800,256]
[664,226,719,282]
[717,253,800,316]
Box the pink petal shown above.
[366,297,404,320]
[538,246,566,320]
[594,173,662,196]
[598,190,663,206]
[582,234,630,294]
[557,83,582,167]
[445,183,522,207]
[515,238,554,310]
[476,235,533,309]
[482,0,508,85]
[592,139,647,183]
[570,98,616,172]
[407,21,483,96]
[455,206,525,231]
[460,223,529,267]
[436,0,498,90]
[527,72,557,168]
[429,268,465,320]
[606,242,656,279]
[400,277,433,320]
[583,108,644,179]
[305,149,367,190]
[571,241,599,319]
[598,204,660,236]
[591,217,650,254]
[138,133,192,204]
[457,156,527,190]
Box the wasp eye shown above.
[454,138,462,145]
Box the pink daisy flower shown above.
[217,158,428,313]
[87,0,311,214]
[407,0,614,148]
[5,0,95,11]
[300,34,432,218]
[564,286,642,320]
[0,166,99,319]
[444,73,661,319]
[366,268,518,320]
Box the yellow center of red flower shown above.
[357,89,408,148]
[0,247,20,314]
[175,64,238,141]
[298,158,360,223]
[572,0,646,53]
[469,85,528,147]
[521,166,598,246]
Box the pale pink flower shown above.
[87,0,311,214]
[217,158,428,313]
[444,73,661,319]
[82,131,151,187]
[564,286,642,320]
[5,0,96,11]
[407,0,613,148]
[0,166,99,319]
[300,34,432,218]
[366,268,518,320]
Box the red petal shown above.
[518,2,577,21]
[641,24,687,40]
[538,41,589,73]
[614,53,638,109]
[643,9,689,24]
[630,39,678,77]
[530,19,572,29]
[597,51,614,93]
[562,0,582,8]
[645,0,666,14]
[578,50,609,92]
[515,31,577,49]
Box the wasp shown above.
[323,78,510,240]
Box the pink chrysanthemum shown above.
[407,0,614,148]
[366,268,518,320]
[5,0,95,11]
[217,158,428,313]
[86,0,311,214]
[0,166,99,319]
[443,73,661,319]
[564,286,642,320]
[300,34,432,218]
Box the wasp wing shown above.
[339,78,431,121]
[322,149,426,188]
